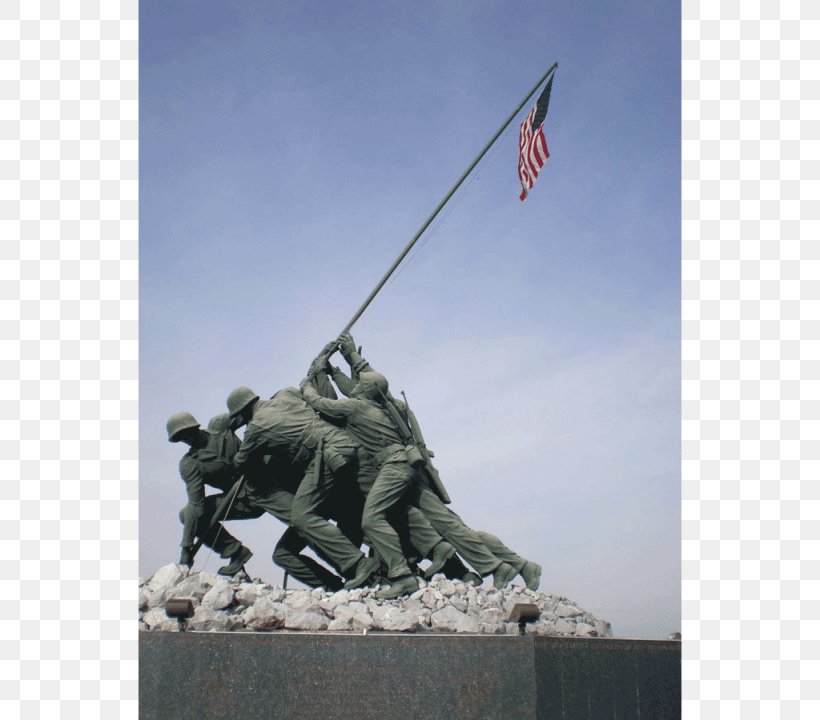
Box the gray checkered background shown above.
[1,0,817,717]
[2,0,138,717]
[681,0,815,718]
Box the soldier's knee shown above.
[178,507,187,524]
[361,511,381,536]
[289,505,310,533]
[272,543,290,566]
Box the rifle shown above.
[378,388,451,504]
[189,475,247,555]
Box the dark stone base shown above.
[139,632,681,720]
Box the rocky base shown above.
[139,563,613,637]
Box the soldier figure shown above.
[226,385,381,589]
[322,333,540,590]
[167,411,261,577]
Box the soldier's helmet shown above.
[358,371,388,395]
[227,386,260,417]
[207,413,232,433]
[166,411,200,442]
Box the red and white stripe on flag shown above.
[518,105,550,201]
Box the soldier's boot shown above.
[343,556,381,590]
[375,574,419,600]
[492,562,518,590]
[218,546,253,577]
[423,541,456,580]
[462,572,482,586]
[520,561,542,591]
[438,552,471,582]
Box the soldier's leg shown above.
[476,530,542,590]
[252,478,364,582]
[360,462,416,581]
[329,466,366,550]
[247,483,298,526]
[414,488,517,587]
[402,505,456,574]
[272,527,344,591]
[290,457,373,579]
[189,494,256,559]
[475,530,526,571]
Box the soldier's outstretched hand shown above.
[307,340,337,377]
[337,331,357,356]
[318,339,338,357]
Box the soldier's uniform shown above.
[232,387,376,581]
[176,413,345,589]
[177,415,262,569]
[326,345,521,588]
[302,380,423,583]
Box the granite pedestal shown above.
[139,632,681,720]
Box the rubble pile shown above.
[139,563,613,637]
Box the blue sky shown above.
[140,1,680,639]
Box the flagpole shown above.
[340,60,558,335]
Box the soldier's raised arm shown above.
[327,364,357,397]
[300,375,358,422]
[337,332,372,377]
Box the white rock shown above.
[351,609,374,629]
[138,588,149,611]
[327,617,354,631]
[151,618,180,632]
[148,563,185,592]
[450,595,468,612]
[245,597,286,631]
[371,606,420,632]
[235,584,263,606]
[285,590,314,609]
[575,622,596,637]
[436,579,456,597]
[285,611,329,631]
[173,573,217,603]
[202,578,234,610]
[323,589,350,607]
[479,622,503,635]
[479,607,504,624]
[554,618,575,634]
[142,607,169,629]
[505,623,520,635]
[189,606,231,632]
[401,598,425,615]
[225,613,246,631]
[555,603,583,618]
[535,621,558,636]
[145,588,167,609]
[431,606,480,633]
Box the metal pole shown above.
[341,61,558,334]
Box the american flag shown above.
[518,73,554,201]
